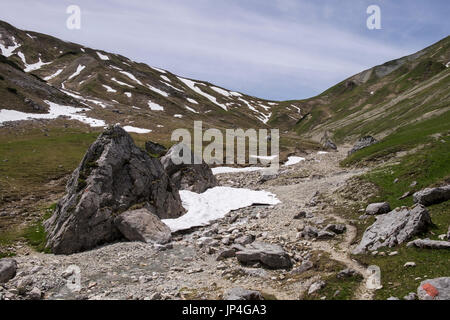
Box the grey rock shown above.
[114,208,172,244]
[324,224,346,234]
[291,260,313,275]
[387,296,400,300]
[44,125,184,254]
[447,226,450,240]
[337,268,362,279]
[417,277,450,300]
[308,280,326,295]
[144,141,167,157]
[293,211,307,219]
[406,239,450,249]
[216,249,236,261]
[348,136,377,156]
[234,234,255,245]
[300,226,319,239]
[403,292,417,300]
[413,185,450,206]
[235,241,292,269]
[28,287,42,300]
[320,131,337,151]
[353,204,431,254]
[317,230,336,240]
[0,258,17,283]
[398,191,413,200]
[365,202,390,215]
[160,143,218,193]
[224,287,264,300]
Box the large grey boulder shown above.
[418,277,450,300]
[353,204,431,254]
[365,202,390,215]
[114,208,172,244]
[44,125,185,254]
[235,241,292,269]
[160,143,218,193]
[0,258,17,283]
[224,287,264,300]
[348,136,377,156]
[413,185,450,206]
[320,131,337,151]
[407,239,450,249]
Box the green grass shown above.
[0,127,100,203]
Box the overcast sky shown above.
[1,0,449,100]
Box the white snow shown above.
[157,124,164,128]
[68,64,86,80]
[317,151,328,155]
[185,106,199,113]
[162,187,280,232]
[161,75,171,82]
[119,71,143,85]
[0,37,21,57]
[147,84,169,97]
[250,154,279,160]
[187,98,198,104]
[80,48,85,53]
[111,77,134,88]
[163,82,183,92]
[124,92,132,98]
[283,156,305,166]
[370,91,375,95]
[174,114,183,118]
[61,89,109,109]
[238,98,271,124]
[211,86,231,97]
[43,68,63,81]
[148,101,164,111]
[151,66,166,73]
[212,166,266,175]
[123,126,152,134]
[0,100,105,127]
[102,85,117,93]
[109,65,123,71]
[16,52,51,72]
[290,105,301,114]
[178,77,228,111]
[96,52,109,60]
[446,61,450,68]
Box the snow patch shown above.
[123,126,152,134]
[147,84,169,97]
[283,156,305,166]
[0,37,21,57]
[185,106,199,113]
[119,71,143,85]
[68,64,86,80]
[102,85,117,93]
[174,114,183,118]
[0,100,105,127]
[212,166,266,175]
[187,98,198,104]
[96,52,109,60]
[178,77,228,111]
[162,187,280,232]
[111,77,134,88]
[124,92,132,98]
[161,75,171,82]
[17,52,51,72]
[148,101,164,111]
[43,69,63,81]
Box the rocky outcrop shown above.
[235,241,292,269]
[224,287,264,300]
[0,258,17,283]
[44,125,185,254]
[418,277,450,300]
[320,131,337,151]
[407,239,450,249]
[365,202,390,215]
[145,141,167,157]
[160,143,218,193]
[114,208,172,244]
[413,185,450,206]
[353,204,431,254]
[348,136,377,155]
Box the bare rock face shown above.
[224,287,264,300]
[44,125,185,254]
[0,258,17,283]
[235,241,292,269]
[418,277,450,300]
[348,136,377,156]
[160,143,218,193]
[320,131,337,151]
[365,202,390,215]
[413,185,450,206]
[407,239,450,249]
[353,204,431,254]
[145,141,167,157]
[114,208,172,244]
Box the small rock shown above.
[0,258,17,283]
[308,280,326,295]
[323,224,346,234]
[317,230,336,240]
[28,287,42,300]
[388,251,398,256]
[407,239,450,249]
[365,202,390,215]
[224,287,264,300]
[403,292,417,300]
[404,262,416,268]
[293,211,307,219]
[216,249,236,261]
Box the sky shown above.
[1,0,449,100]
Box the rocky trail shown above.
[0,145,384,300]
